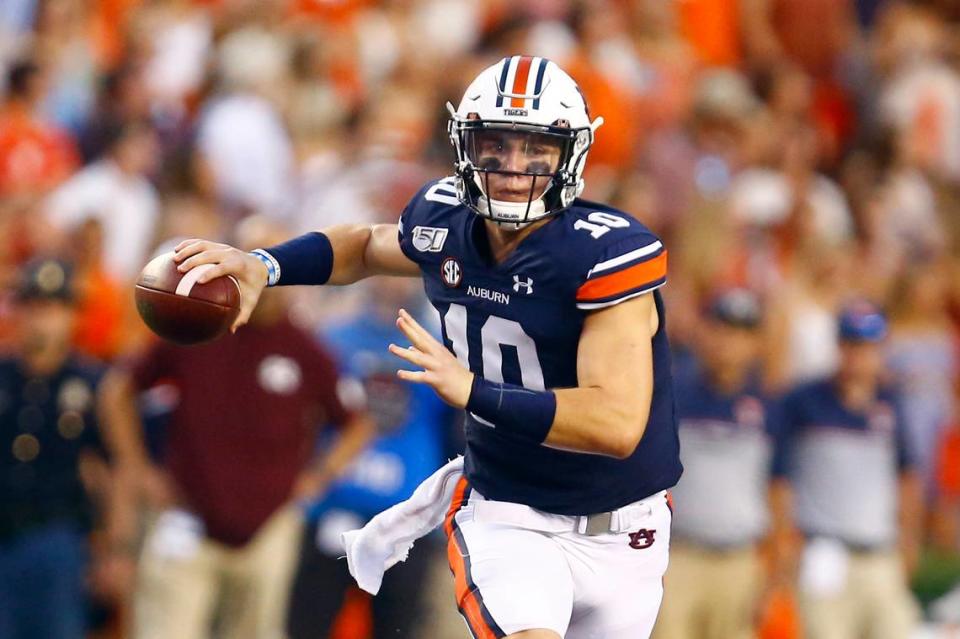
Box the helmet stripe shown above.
[526,57,542,97]
[532,58,549,109]
[495,56,511,107]
[510,56,534,107]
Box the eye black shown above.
[526,161,551,174]
[478,157,502,170]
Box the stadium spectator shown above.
[32,0,100,134]
[0,59,79,197]
[886,259,957,494]
[44,120,161,282]
[654,289,786,639]
[0,0,36,62]
[102,218,375,639]
[778,301,922,639]
[67,217,130,362]
[928,412,960,626]
[77,64,152,164]
[764,244,852,390]
[929,405,960,590]
[0,258,137,639]
[875,3,960,183]
[135,0,213,123]
[194,15,297,220]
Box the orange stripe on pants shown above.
[444,476,469,537]
[445,478,501,639]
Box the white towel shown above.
[342,456,464,595]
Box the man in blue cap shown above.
[777,301,921,639]
[654,289,786,639]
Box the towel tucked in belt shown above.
[341,456,464,595]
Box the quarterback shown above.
[175,56,682,639]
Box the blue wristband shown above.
[250,249,280,286]
[465,376,556,444]
[259,232,334,286]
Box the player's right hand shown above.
[173,239,268,331]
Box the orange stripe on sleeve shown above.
[510,56,533,107]
[576,251,667,301]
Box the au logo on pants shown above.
[628,529,656,550]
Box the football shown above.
[135,252,241,345]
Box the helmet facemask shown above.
[448,111,594,229]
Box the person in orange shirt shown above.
[677,0,742,67]
[0,60,79,197]
[68,218,128,362]
[933,414,960,550]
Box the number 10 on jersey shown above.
[442,303,546,392]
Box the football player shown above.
[175,56,682,639]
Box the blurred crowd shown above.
[1,0,960,637]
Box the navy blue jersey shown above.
[398,177,681,515]
[778,378,913,547]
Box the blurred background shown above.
[1,0,959,638]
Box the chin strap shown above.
[475,189,548,228]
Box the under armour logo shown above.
[628,529,656,550]
[512,275,533,295]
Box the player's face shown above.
[467,130,564,202]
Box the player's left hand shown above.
[389,308,474,409]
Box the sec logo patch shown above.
[441,257,462,288]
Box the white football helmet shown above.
[447,56,604,227]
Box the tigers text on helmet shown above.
[447,56,604,228]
